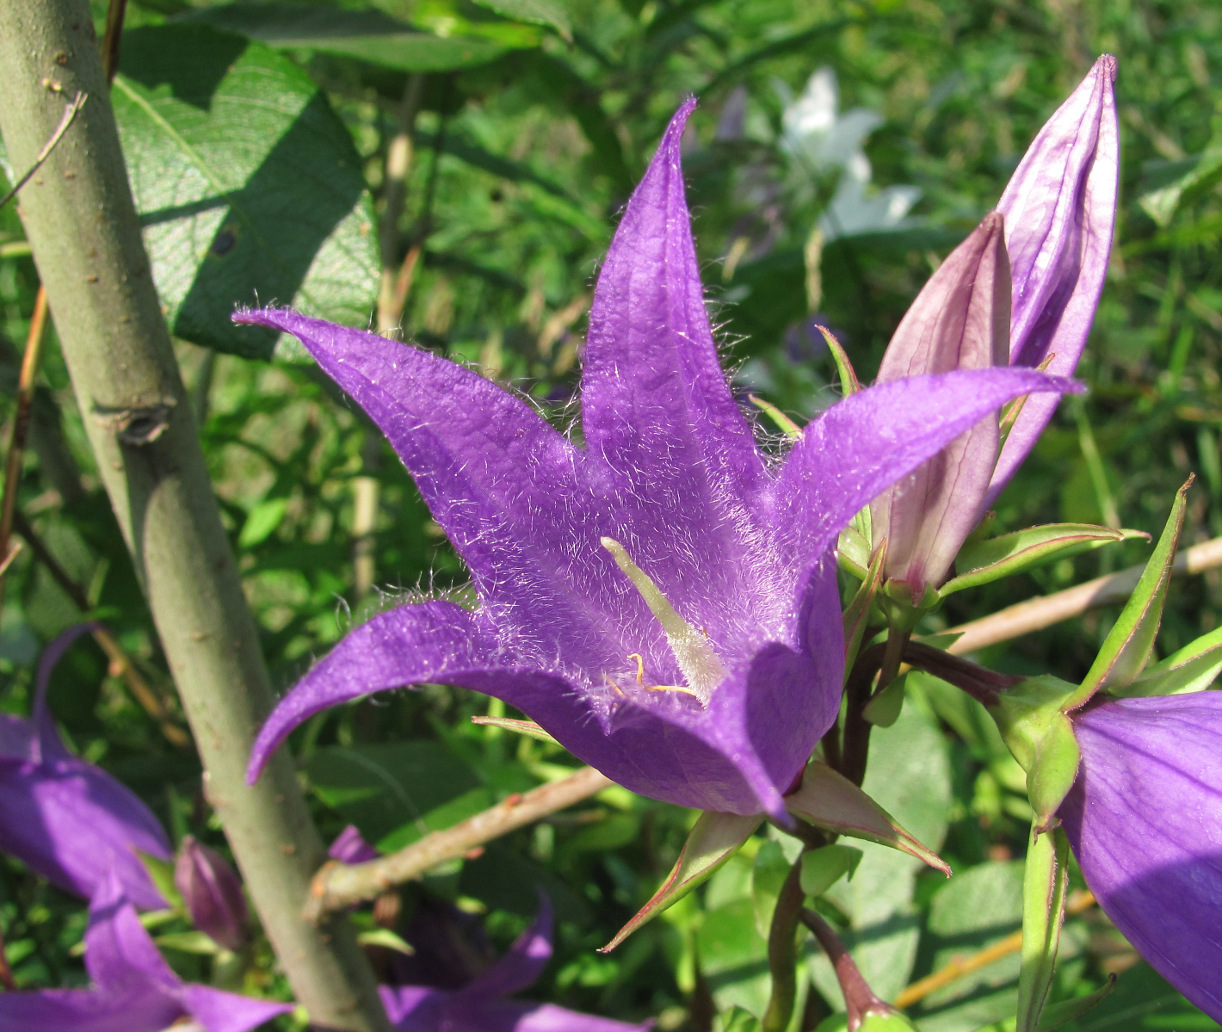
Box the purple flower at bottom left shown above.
[0,624,171,910]
[0,872,290,1032]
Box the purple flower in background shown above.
[380,897,652,1032]
[1059,692,1222,1021]
[238,100,1073,820]
[0,624,171,909]
[988,54,1119,504]
[175,835,250,952]
[0,872,290,1031]
[872,56,1118,596]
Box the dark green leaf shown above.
[114,25,378,359]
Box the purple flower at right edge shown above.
[1058,692,1222,1021]
[871,56,1118,597]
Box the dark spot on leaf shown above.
[212,229,237,256]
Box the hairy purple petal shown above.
[0,626,170,909]
[871,214,1011,595]
[773,367,1079,572]
[988,55,1119,503]
[240,99,1081,822]
[1059,693,1222,1021]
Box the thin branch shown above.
[305,765,613,921]
[945,535,1222,654]
[12,510,190,748]
[0,93,86,211]
[0,287,51,618]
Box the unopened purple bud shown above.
[987,55,1119,505]
[1059,693,1222,1021]
[175,835,249,952]
[872,212,1011,597]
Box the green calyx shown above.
[988,675,1082,832]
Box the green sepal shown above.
[862,672,905,728]
[1034,975,1116,1031]
[470,714,560,745]
[817,324,862,397]
[1016,826,1070,1032]
[843,542,887,672]
[799,844,862,898]
[814,1012,920,1032]
[940,523,1144,597]
[357,928,415,955]
[139,850,182,912]
[153,930,220,955]
[751,841,791,939]
[1112,623,1222,698]
[838,522,873,581]
[749,394,802,438]
[1067,478,1192,709]
[988,675,1081,829]
[785,762,950,875]
[718,1006,765,1032]
[600,810,762,951]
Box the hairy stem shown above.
[0,6,390,1028]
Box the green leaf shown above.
[940,524,1143,597]
[471,0,572,42]
[717,1006,765,1032]
[237,496,288,548]
[799,845,862,899]
[357,928,415,955]
[113,25,378,360]
[1069,479,1192,707]
[600,810,762,951]
[844,540,887,674]
[1112,624,1222,697]
[785,762,949,875]
[1035,976,1115,1031]
[305,741,489,849]
[179,4,519,71]
[1017,828,1070,1032]
[1138,147,1222,228]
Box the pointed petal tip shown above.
[1095,53,1118,83]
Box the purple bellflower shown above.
[1058,692,1222,1021]
[380,896,653,1032]
[0,871,290,1031]
[238,100,1075,821]
[0,624,171,910]
[175,835,251,952]
[872,57,1118,596]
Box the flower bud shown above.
[871,212,1010,597]
[174,835,249,952]
[988,54,1119,504]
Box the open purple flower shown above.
[381,896,652,1032]
[0,624,171,909]
[1058,692,1222,1021]
[238,100,1074,820]
[0,872,290,1031]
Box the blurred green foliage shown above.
[1,0,1219,1029]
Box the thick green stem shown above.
[0,6,391,1029]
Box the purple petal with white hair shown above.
[237,99,1076,819]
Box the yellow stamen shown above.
[601,537,726,705]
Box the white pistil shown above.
[601,536,726,705]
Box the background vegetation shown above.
[1,0,1219,1028]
